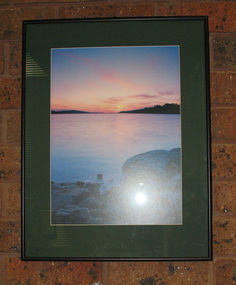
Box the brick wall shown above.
[0,0,235,284]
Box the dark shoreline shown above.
[51,103,180,115]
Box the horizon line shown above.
[51,103,180,114]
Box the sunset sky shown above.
[51,46,180,113]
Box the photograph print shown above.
[50,45,182,225]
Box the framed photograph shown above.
[22,17,211,260]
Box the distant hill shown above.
[51,110,89,114]
[119,103,180,114]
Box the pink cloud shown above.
[102,96,125,104]
[100,72,140,91]
[129,94,159,100]
[54,50,141,92]
[158,90,175,96]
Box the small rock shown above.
[86,182,100,192]
[97,174,103,180]
[76,181,85,188]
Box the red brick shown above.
[213,218,236,255]
[213,36,236,68]
[211,108,236,140]
[0,221,21,253]
[5,258,102,284]
[212,144,236,177]
[215,258,236,285]
[159,2,236,32]
[214,181,236,214]
[59,3,154,19]
[6,183,21,216]
[6,110,21,145]
[9,42,22,76]
[0,112,2,144]
[0,8,54,40]
[0,184,2,215]
[0,0,9,5]
[0,43,4,74]
[0,78,21,109]
[211,72,236,103]
[108,261,209,284]
[14,0,95,2]
[0,148,21,181]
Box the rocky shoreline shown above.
[51,148,182,225]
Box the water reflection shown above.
[51,113,181,185]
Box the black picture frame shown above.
[22,16,212,260]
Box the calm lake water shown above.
[51,113,181,186]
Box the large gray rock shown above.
[123,148,180,179]
[120,148,181,195]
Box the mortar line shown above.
[102,262,109,285]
